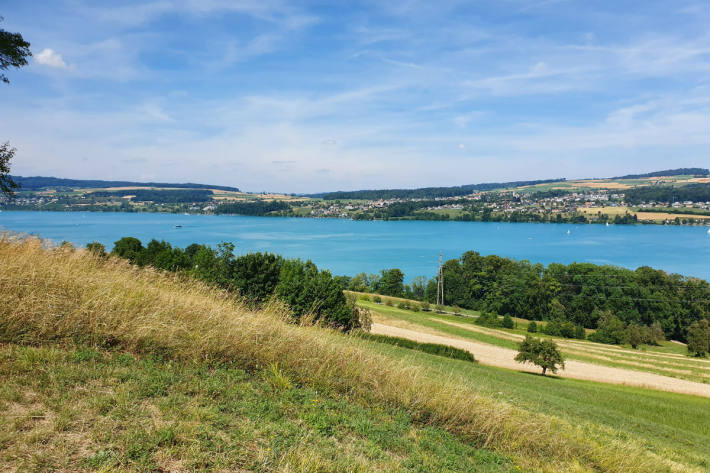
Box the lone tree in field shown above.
[514,336,565,375]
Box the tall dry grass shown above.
[0,237,697,473]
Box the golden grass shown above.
[0,238,699,473]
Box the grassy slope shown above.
[0,344,512,473]
[361,300,710,384]
[2,239,709,473]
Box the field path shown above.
[372,322,710,398]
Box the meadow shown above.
[1,238,709,472]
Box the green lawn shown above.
[355,338,710,471]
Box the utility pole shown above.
[436,251,444,306]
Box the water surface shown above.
[2,211,708,281]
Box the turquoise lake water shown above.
[1,211,709,281]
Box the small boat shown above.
[174,224,182,228]
[606,222,610,226]
[566,229,571,235]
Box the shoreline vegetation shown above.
[84,235,710,355]
[3,237,710,472]
[3,168,710,226]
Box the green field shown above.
[359,299,710,384]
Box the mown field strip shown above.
[371,322,710,398]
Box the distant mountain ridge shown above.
[11,176,240,192]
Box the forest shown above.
[90,189,213,203]
[315,178,565,200]
[624,183,710,204]
[214,200,291,215]
[345,252,710,343]
[613,168,708,179]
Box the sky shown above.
[1,1,710,193]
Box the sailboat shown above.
[566,229,571,235]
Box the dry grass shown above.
[0,238,699,473]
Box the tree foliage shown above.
[514,336,565,375]
[109,237,357,331]
[0,19,31,84]
[0,142,18,197]
[687,320,710,357]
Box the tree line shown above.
[88,237,367,332]
[315,179,566,200]
[625,184,710,205]
[343,252,710,344]
[90,189,213,203]
[214,200,291,216]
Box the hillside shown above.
[10,176,240,192]
[2,238,710,472]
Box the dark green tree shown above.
[232,252,282,303]
[378,268,405,297]
[527,321,538,333]
[111,237,144,263]
[502,314,515,329]
[514,336,565,375]
[627,324,643,349]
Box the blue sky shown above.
[2,1,710,193]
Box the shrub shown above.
[476,312,501,327]
[397,301,409,310]
[588,311,627,345]
[502,314,514,329]
[355,332,475,363]
[434,304,445,313]
[514,336,565,375]
[384,298,394,307]
[85,241,106,257]
[373,295,382,304]
[359,294,371,302]
[411,304,421,312]
[527,321,538,333]
[574,325,586,340]
[420,301,431,311]
[453,306,462,315]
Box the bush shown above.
[574,325,586,340]
[434,304,445,313]
[397,301,409,310]
[411,304,421,312]
[453,306,462,315]
[527,321,538,333]
[355,332,475,363]
[85,241,106,257]
[384,299,394,307]
[420,301,431,311]
[502,314,515,329]
[359,294,371,302]
[373,295,382,304]
[476,312,501,327]
[588,311,627,345]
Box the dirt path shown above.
[372,322,710,398]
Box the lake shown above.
[1,211,709,281]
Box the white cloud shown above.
[35,48,69,69]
